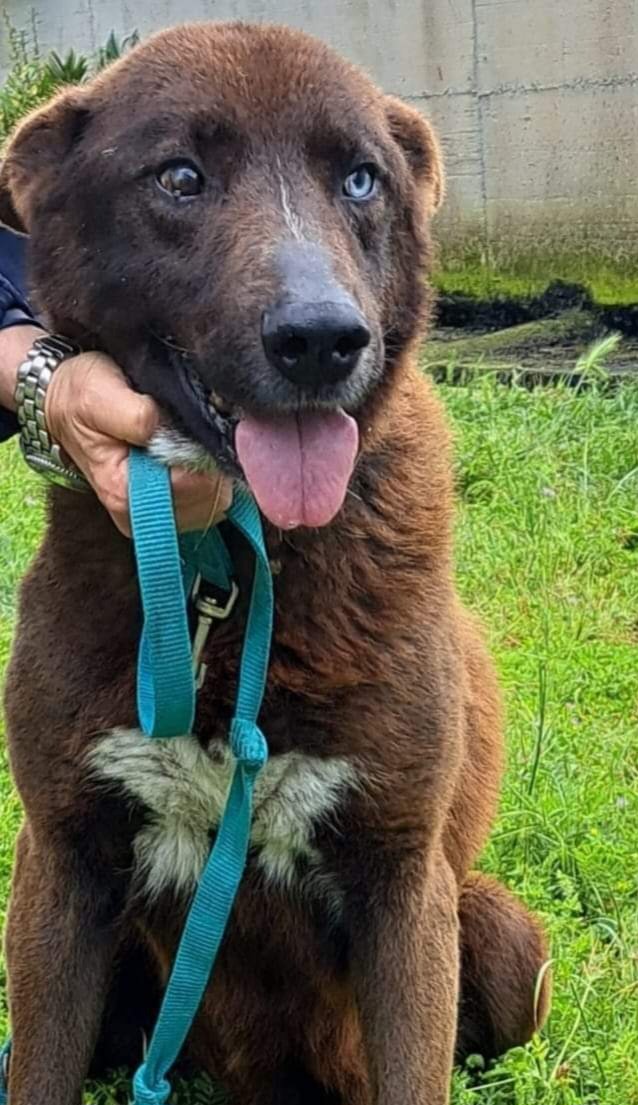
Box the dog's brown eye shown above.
[343,164,377,202]
[157,161,204,199]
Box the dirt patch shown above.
[434,280,638,336]
[427,280,638,382]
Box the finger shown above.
[173,493,232,532]
[76,354,160,445]
[175,498,233,532]
[170,469,233,529]
[83,448,133,535]
[108,508,132,538]
[169,467,231,500]
[99,463,232,535]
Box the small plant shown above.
[45,49,89,86]
[95,30,140,71]
[0,15,60,141]
[0,17,141,146]
[575,332,622,383]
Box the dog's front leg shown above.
[349,847,459,1105]
[4,827,125,1105]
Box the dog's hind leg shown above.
[4,825,128,1105]
[455,872,551,1063]
[89,938,161,1080]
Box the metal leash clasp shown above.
[191,572,239,690]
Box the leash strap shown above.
[128,448,196,738]
[130,459,273,1105]
[0,455,272,1105]
[0,1040,9,1105]
[129,447,237,739]
[132,738,265,1105]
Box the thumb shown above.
[113,390,159,447]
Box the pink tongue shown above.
[235,409,359,529]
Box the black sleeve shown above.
[0,227,42,441]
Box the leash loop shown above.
[230,717,268,773]
[131,1069,171,1105]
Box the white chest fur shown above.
[89,728,358,905]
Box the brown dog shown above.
[0,22,550,1105]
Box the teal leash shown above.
[128,448,237,738]
[0,449,274,1105]
[0,1041,9,1105]
[130,449,273,1105]
[128,448,197,738]
[130,448,273,1105]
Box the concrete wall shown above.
[2,0,637,274]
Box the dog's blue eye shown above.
[157,161,204,199]
[343,165,377,201]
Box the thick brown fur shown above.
[0,22,549,1105]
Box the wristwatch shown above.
[14,334,90,491]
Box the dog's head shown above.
[0,22,443,528]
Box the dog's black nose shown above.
[261,300,371,389]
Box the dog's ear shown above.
[0,88,91,233]
[385,96,445,213]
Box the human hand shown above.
[45,349,232,536]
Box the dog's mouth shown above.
[181,361,241,470]
[172,359,360,530]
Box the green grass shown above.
[0,449,41,930]
[434,259,638,307]
[1,375,638,1103]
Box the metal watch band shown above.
[14,335,90,492]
